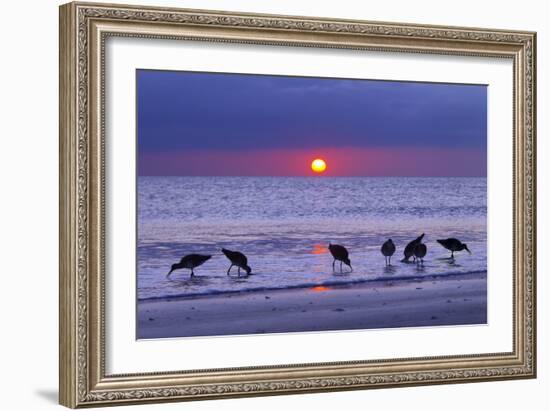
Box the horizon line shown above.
[137,175,487,178]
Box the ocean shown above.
[137,176,487,301]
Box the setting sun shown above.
[311,158,327,173]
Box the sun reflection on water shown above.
[311,244,328,255]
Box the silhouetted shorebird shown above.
[328,243,352,273]
[402,233,425,262]
[222,248,252,276]
[437,238,471,259]
[381,239,396,266]
[414,243,427,265]
[166,254,211,278]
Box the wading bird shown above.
[328,243,352,273]
[436,238,471,259]
[402,233,425,262]
[414,243,427,265]
[381,239,396,266]
[222,248,252,276]
[166,254,211,278]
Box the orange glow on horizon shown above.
[311,286,330,292]
[311,158,327,173]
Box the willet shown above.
[381,239,396,266]
[414,243,427,265]
[402,233,425,262]
[436,238,471,259]
[328,243,352,273]
[222,248,252,276]
[166,254,212,278]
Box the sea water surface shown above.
[137,177,486,301]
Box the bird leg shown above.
[332,259,336,272]
[227,265,233,275]
[190,269,194,277]
[340,261,343,273]
[388,256,391,266]
[238,267,241,276]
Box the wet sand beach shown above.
[137,271,487,339]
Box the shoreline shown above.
[137,271,487,339]
[137,270,487,303]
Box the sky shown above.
[137,69,487,177]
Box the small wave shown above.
[137,270,486,302]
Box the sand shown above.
[137,272,487,339]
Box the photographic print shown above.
[136,70,487,339]
[60,5,536,405]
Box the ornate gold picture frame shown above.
[59,1,536,408]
